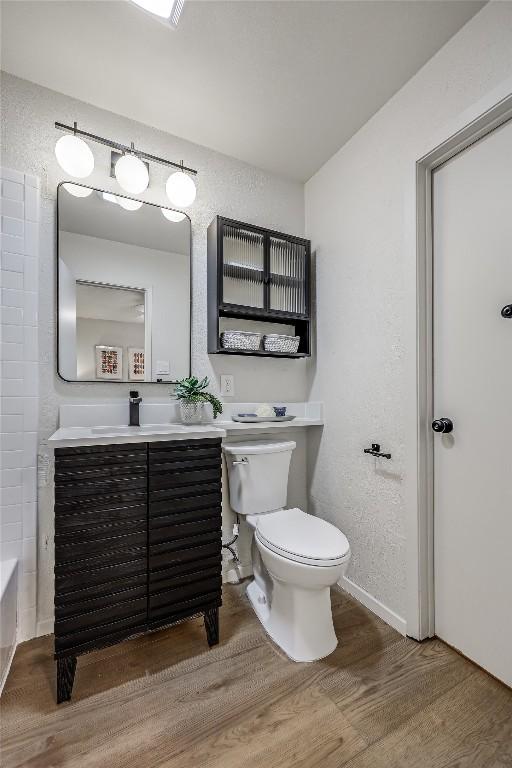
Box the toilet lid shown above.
[256,508,350,566]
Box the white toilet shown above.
[224,439,350,662]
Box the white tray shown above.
[232,414,296,423]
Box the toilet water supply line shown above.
[222,515,240,563]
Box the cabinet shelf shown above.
[208,216,312,358]
[210,348,309,359]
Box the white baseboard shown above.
[336,575,407,636]
[36,618,54,638]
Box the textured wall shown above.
[0,166,40,640]
[305,2,512,619]
[0,73,308,632]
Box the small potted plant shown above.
[174,376,223,425]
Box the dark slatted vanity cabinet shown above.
[53,438,223,703]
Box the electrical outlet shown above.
[220,374,235,397]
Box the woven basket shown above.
[263,334,300,354]
[220,330,262,351]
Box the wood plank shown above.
[2,585,511,768]
[341,671,512,768]
[320,636,475,743]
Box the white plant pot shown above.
[179,401,204,424]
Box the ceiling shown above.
[76,283,145,324]
[0,0,484,181]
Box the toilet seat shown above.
[255,508,350,567]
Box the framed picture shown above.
[128,347,145,381]
[95,345,122,380]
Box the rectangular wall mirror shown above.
[57,182,191,382]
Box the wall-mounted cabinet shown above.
[207,217,311,358]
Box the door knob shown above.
[432,418,454,434]
[501,304,512,318]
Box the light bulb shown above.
[115,154,149,194]
[55,135,94,178]
[116,197,143,211]
[165,171,196,208]
[161,208,186,222]
[63,183,93,198]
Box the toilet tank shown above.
[223,440,296,515]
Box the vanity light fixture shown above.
[129,0,185,29]
[55,121,197,207]
[55,127,95,178]
[166,165,197,208]
[62,183,93,198]
[114,148,149,194]
[161,207,186,223]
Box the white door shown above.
[432,118,512,687]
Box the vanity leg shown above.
[204,607,219,647]
[56,656,77,704]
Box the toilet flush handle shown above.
[232,457,248,465]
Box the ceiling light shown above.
[166,171,196,208]
[130,0,185,28]
[63,183,93,198]
[161,208,186,222]
[115,153,149,194]
[55,134,94,178]
[116,196,143,211]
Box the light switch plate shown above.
[220,374,235,397]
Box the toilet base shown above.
[246,578,338,663]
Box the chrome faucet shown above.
[129,390,142,427]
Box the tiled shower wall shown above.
[0,167,40,641]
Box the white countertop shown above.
[216,416,323,431]
[49,401,324,448]
[48,423,226,448]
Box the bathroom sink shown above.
[91,424,187,435]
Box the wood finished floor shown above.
[1,585,511,768]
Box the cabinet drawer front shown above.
[55,443,147,458]
[56,545,146,574]
[56,516,146,546]
[149,554,220,586]
[150,576,222,611]
[56,557,147,595]
[150,506,220,529]
[149,438,221,457]
[149,466,221,490]
[150,565,221,596]
[55,611,147,654]
[55,498,147,532]
[55,462,147,484]
[150,540,220,571]
[55,583,147,622]
[56,572,146,609]
[148,591,221,625]
[56,529,147,560]
[149,517,221,546]
[150,450,220,468]
[150,490,221,516]
[55,595,147,636]
[55,475,147,499]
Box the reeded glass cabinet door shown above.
[269,237,307,314]
[222,225,265,309]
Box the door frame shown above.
[413,93,512,640]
